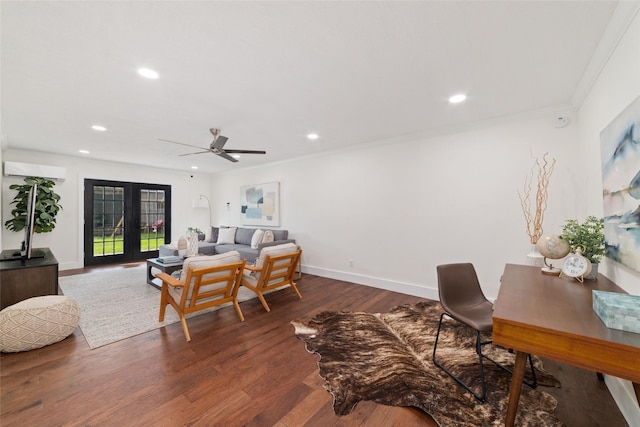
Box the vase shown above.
[177,235,188,257]
[526,244,544,267]
[585,262,599,280]
[187,234,199,257]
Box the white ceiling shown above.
[0,1,627,174]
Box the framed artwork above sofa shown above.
[240,182,280,226]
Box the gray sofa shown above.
[159,226,294,263]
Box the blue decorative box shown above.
[592,290,640,334]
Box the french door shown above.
[84,179,171,266]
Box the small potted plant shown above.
[561,215,605,279]
[187,227,204,241]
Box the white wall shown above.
[1,149,211,270]
[577,9,640,425]
[211,109,580,301]
[580,9,640,296]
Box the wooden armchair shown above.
[157,252,246,341]
[241,244,302,312]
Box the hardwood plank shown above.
[0,267,627,426]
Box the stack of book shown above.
[156,256,183,264]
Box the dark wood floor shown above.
[0,266,628,426]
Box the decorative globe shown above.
[536,234,570,259]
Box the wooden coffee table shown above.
[146,258,183,289]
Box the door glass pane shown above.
[93,185,125,256]
[140,189,165,253]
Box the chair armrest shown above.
[155,272,185,288]
[244,264,262,272]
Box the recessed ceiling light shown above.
[79,149,90,154]
[91,125,107,131]
[138,68,159,79]
[307,133,319,140]
[232,154,241,159]
[191,166,198,169]
[449,94,467,104]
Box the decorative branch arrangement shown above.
[518,152,556,244]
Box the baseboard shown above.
[605,376,640,426]
[301,265,439,300]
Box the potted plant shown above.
[5,176,62,233]
[187,227,205,241]
[561,215,605,278]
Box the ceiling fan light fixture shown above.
[138,68,159,79]
[449,93,467,104]
[232,154,241,159]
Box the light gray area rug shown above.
[59,264,256,349]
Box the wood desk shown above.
[493,263,640,427]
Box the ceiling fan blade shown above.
[217,151,239,163]
[178,150,211,157]
[211,135,228,150]
[159,138,208,150]
[224,149,267,154]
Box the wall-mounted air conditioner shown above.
[3,161,67,181]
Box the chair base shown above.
[432,312,537,403]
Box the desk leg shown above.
[505,350,528,427]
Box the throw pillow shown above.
[235,228,255,245]
[208,227,219,243]
[262,229,274,244]
[251,229,264,250]
[217,227,237,244]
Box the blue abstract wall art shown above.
[601,95,640,272]
[240,182,280,226]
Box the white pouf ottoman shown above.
[0,295,80,353]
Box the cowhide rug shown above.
[292,300,563,427]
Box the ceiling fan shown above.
[159,128,266,163]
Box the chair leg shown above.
[159,286,168,322]
[290,283,302,299]
[433,313,537,403]
[481,342,537,389]
[179,315,191,342]
[233,300,245,322]
[257,292,271,312]
[433,313,487,402]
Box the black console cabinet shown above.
[0,248,58,310]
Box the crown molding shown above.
[572,1,640,108]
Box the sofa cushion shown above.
[272,230,288,241]
[215,244,259,262]
[235,227,255,246]
[217,227,237,244]
[208,227,219,243]
[251,229,264,249]
[197,242,216,255]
